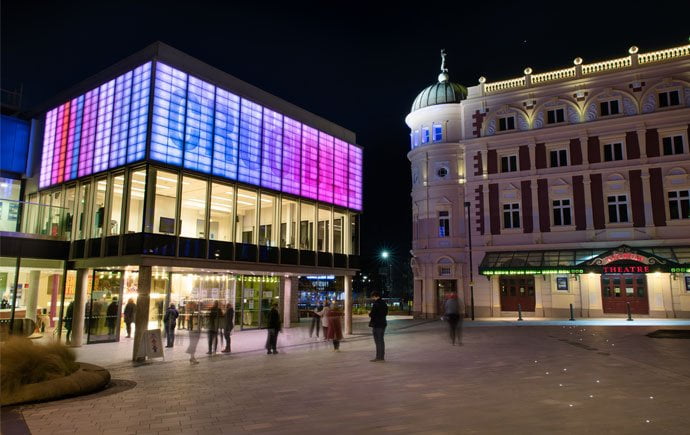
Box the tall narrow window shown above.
[236,188,257,244]
[668,190,690,220]
[259,193,277,246]
[422,127,430,144]
[503,203,520,229]
[109,174,124,235]
[210,182,234,241]
[127,170,146,233]
[280,197,298,248]
[433,124,443,142]
[552,199,572,226]
[662,135,684,156]
[604,143,624,161]
[92,179,107,238]
[607,195,629,223]
[317,206,331,252]
[549,149,568,167]
[438,211,450,237]
[180,176,207,239]
[501,155,518,172]
[152,170,179,235]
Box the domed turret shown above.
[411,50,467,112]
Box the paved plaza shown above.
[4,316,690,434]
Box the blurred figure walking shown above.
[443,292,463,346]
[266,302,281,354]
[369,291,388,362]
[320,301,331,340]
[221,303,234,353]
[207,300,222,354]
[164,303,179,348]
[326,302,344,351]
[123,298,136,338]
[309,301,323,338]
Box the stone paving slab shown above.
[12,319,690,434]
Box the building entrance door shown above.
[601,274,649,314]
[86,269,124,343]
[236,277,279,330]
[499,276,535,312]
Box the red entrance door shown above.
[499,277,535,311]
[601,274,649,314]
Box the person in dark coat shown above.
[222,303,235,353]
[369,291,388,362]
[123,298,136,338]
[207,300,222,354]
[443,292,463,345]
[266,302,281,354]
[326,303,344,351]
[310,301,323,338]
[106,297,119,336]
[64,301,74,344]
[163,303,179,347]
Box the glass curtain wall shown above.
[236,188,257,244]
[109,174,125,235]
[180,176,208,239]
[333,210,346,254]
[317,206,331,252]
[280,197,298,248]
[64,186,76,239]
[0,178,21,232]
[128,169,146,233]
[259,193,277,246]
[151,170,179,235]
[300,202,315,250]
[92,179,107,238]
[75,183,90,240]
[86,269,123,343]
[209,183,234,241]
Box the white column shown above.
[580,135,589,168]
[344,275,352,335]
[424,277,436,317]
[70,269,88,347]
[282,277,292,329]
[133,266,151,362]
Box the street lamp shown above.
[464,202,475,320]
[380,250,392,297]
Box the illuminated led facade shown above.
[10,42,361,357]
[407,44,690,319]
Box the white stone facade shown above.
[407,44,690,319]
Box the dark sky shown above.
[2,0,689,273]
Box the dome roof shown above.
[411,75,467,112]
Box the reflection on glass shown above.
[64,187,76,239]
[259,193,277,246]
[210,183,234,241]
[280,197,298,248]
[87,270,122,343]
[109,175,124,235]
[92,179,107,238]
[152,170,178,235]
[76,183,90,240]
[350,213,359,255]
[128,170,146,233]
[300,202,315,250]
[334,210,346,254]
[180,177,207,238]
[236,188,256,244]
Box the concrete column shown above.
[25,270,41,324]
[282,276,292,329]
[483,184,491,236]
[637,128,648,163]
[530,182,540,234]
[49,274,60,327]
[480,149,488,175]
[413,279,423,315]
[528,142,536,176]
[424,277,436,317]
[580,135,589,168]
[70,269,89,347]
[583,176,594,230]
[133,265,151,362]
[640,169,654,227]
[344,275,352,335]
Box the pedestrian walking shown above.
[64,300,74,344]
[163,303,179,348]
[221,303,235,353]
[309,301,323,338]
[443,292,463,346]
[320,301,331,340]
[326,303,344,351]
[123,298,136,338]
[207,300,222,354]
[187,321,200,365]
[266,302,281,354]
[369,291,388,362]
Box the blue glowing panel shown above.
[66,95,84,180]
[212,87,240,180]
[333,138,349,207]
[318,132,334,203]
[39,109,57,187]
[127,62,151,163]
[281,117,301,196]
[109,71,133,168]
[261,108,283,191]
[184,76,215,173]
[151,62,186,165]
[93,79,115,173]
[238,99,262,185]
[0,115,30,175]
[348,144,362,210]
[300,126,319,200]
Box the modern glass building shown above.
[1,42,362,358]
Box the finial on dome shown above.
[438,49,449,83]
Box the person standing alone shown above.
[369,291,388,362]
[266,302,281,354]
[221,302,234,353]
[163,303,179,348]
[443,292,463,346]
[207,300,222,355]
[123,298,136,338]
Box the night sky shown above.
[2,1,689,276]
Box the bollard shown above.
[569,303,575,321]
[626,302,633,321]
[517,304,524,321]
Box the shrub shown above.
[0,337,79,394]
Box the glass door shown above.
[86,269,123,343]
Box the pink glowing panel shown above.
[39,108,58,188]
[261,108,283,191]
[300,125,319,200]
[281,117,301,196]
[318,132,334,203]
[78,88,99,177]
[93,79,115,173]
[109,71,133,168]
[333,138,349,207]
[51,103,67,184]
[348,144,363,211]
[65,97,81,181]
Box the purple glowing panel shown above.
[333,138,349,207]
[127,62,151,163]
[212,87,240,180]
[300,126,318,200]
[281,117,302,196]
[93,79,115,173]
[183,76,215,173]
[151,62,186,166]
[261,108,283,191]
[39,109,58,188]
[318,132,334,203]
[348,144,362,210]
[78,88,99,177]
[65,96,84,181]
[238,99,263,185]
[109,71,133,168]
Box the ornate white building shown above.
[407,44,690,319]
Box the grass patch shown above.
[0,337,80,394]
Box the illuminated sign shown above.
[602,265,650,274]
[481,269,584,276]
[305,275,336,280]
[599,252,649,265]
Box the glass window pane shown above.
[236,188,256,244]
[76,183,90,239]
[333,210,346,254]
[299,202,315,250]
[317,206,331,252]
[180,176,207,238]
[109,175,124,235]
[127,170,146,233]
[349,213,359,255]
[259,193,277,246]
[280,197,298,248]
[210,183,234,241]
[152,170,178,235]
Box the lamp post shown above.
[381,250,392,297]
[464,202,475,320]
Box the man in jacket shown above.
[266,302,281,354]
[123,298,136,338]
[207,300,222,354]
[163,303,179,348]
[369,291,388,362]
